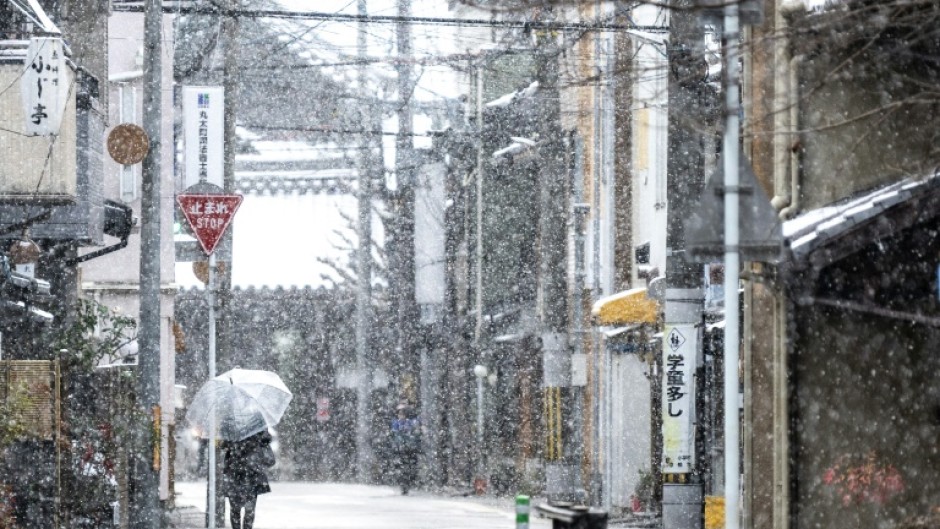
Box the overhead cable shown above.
[111,4,669,32]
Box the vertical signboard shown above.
[183,86,224,188]
[414,162,446,323]
[20,38,67,136]
[662,324,697,473]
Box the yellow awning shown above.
[591,287,660,325]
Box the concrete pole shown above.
[537,50,581,504]
[722,4,742,528]
[663,0,706,526]
[131,0,162,526]
[395,0,417,404]
[354,0,374,484]
[474,367,486,477]
[214,5,239,524]
[473,63,485,489]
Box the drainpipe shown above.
[591,0,605,509]
[770,7,792,212]
[778,54,804,220]
[776,1,805,219]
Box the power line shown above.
[248,124,433,137]
[111,4,669,32]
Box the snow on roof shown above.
[783,173,940,258]
[485,81,539,108]
[493,139,537,160]
[236,168,357,180]
[9,0,61,34]
[237,141,354,164]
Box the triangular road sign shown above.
[684,155,782,263]
[177,194,243,255]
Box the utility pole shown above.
[394,0,418,405]
[131,0,162,526]
[537,47,582,504]
[354,0,375,484]
[662,0,708,527]
[211,4,241,525]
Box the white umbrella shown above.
[186,368,293,441]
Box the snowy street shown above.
[173,481,551,529]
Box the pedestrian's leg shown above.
[228,499,242,529]
[242,496,257,529]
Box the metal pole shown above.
[354,0,374,483]
[207,252,218,529]
[723,4,742,529]
[132,0,162,526]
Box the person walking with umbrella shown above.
[186,368,292,529]
[222,430,275,529]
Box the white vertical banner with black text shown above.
[183,86,224,188]
[20,37,67,136]
[662,324,697,474]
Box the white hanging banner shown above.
[183,86,225,188]
[20,38,67,136]
[662,324,697,474]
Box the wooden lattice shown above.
[0,360,58,440]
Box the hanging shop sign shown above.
[183,86,224,188]
[662,324,697,474]
[107,123,150,165]
[21,37,68,136]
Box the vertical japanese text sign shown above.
[183,86,224,188]
[20,38,67,136]
[662,324,698,474]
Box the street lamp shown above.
[473,364,488,494]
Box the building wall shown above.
[607,351,651,508]
[793,306,940,529]
[797,24,940,209]
[742,277,783,529]
[56,0,109,110]
[629,12,669,281]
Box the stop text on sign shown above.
[177,193,243,255]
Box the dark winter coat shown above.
[222,431,274,504]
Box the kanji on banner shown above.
[662,324,698,474]
[177,194,243,255]
[20,37,68,136]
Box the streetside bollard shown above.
[516,495,530,529]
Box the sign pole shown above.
[723,3,742,528]
[207,251,217,529]
[176,192,241,528]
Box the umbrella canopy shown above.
[186,368,293,441]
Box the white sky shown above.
[177,0,472,289]
[176,193,385,289]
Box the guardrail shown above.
[534,502,608,529]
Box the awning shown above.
[591,287,660,325]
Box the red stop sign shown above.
[177,194,243,254]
